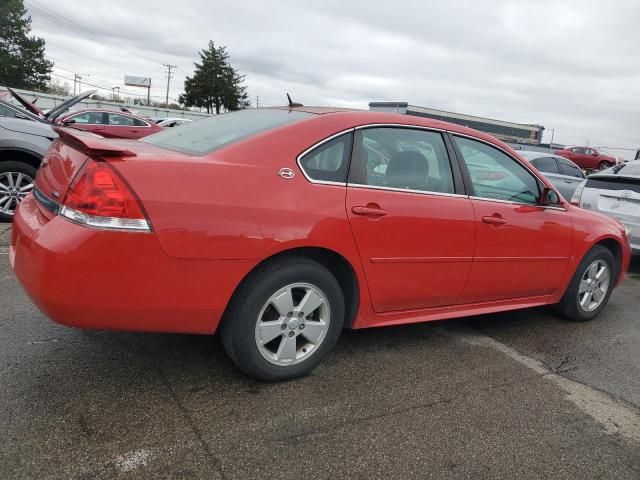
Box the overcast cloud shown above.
[25,0,640,156]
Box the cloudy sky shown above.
[24,0,640,156]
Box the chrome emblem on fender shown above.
[278,168,295,179]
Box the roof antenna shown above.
[287,93,303,108]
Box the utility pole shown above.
[163,64,177,106]
[549,128,555,152]
[256,96,259,108]
[74,74,90,95]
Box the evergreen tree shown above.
[0,0,53,90]
[179,41,250,114]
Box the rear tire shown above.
[556,246,616,322]
[598,161,614,171]
[220,257,345,382]
[0,161,37,222]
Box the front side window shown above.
[70,111,105,124]
[298,133,352,183]
[454,136,540,205]
[350,127,455,194]
[531,157,559,174]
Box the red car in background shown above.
[554,146,619,172]
[57,109,163,139]
[10,108,631,381]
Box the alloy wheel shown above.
[254,282,331,366]
[577,260,610,312]
[0,171,34,216]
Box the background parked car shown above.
[554,146,620,172]
[156,118,192,128]
[518,150,586,200]
[57,109,163,139]
[0,90,95,221]
[572,161,639,254]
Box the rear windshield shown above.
[143,109,313,155]
[586,177,640,193]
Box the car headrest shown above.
[385,150,428,190]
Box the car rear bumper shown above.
[11,195,256,334]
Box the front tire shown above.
[556,246,616,322]
[220,257,345,381]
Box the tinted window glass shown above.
[143,109,313,155]
[299,133,352,183]
[71,111,104,124]
[558,160,584,178]
[351,128,455,194]
[531,157,559,174]
[0,104,18,118]
[585,178,640,193]
[573,147,586,154]
[454,136,540,204]
[108,113,135,126]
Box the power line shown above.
[25,0,169,66]
[51,72,180,102]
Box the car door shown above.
[66,111,106,135]
[556,158,586,199]
[346,127,475,312]
[452,135,573,304]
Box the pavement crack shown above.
[142,348,229,480]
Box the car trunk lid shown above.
[586,177,640,224]
[34,127,138,207]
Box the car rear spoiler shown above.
[53,126,137,158]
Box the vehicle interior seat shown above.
[385,150,429,190]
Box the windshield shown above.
[143,109,313,155]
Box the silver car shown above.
[0,89,95,221]
[572,161,640,253]
[518,150,586,200]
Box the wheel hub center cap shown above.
[288,318,300,330]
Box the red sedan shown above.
[57,109,163,139]
[10,108,631,381]
[554,146,619,172]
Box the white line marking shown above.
[438,324,640,445]
[114,449,151,473]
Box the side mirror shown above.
[541,187,561,206]
[61,118,76,126]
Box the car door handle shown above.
[482,215,507,225]
[351,205,387,217]
[564,179,573,183]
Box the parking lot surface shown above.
[1,225,639,479]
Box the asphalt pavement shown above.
[1,225,639,479]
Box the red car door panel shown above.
[459,200,572,303]
[347,188,475,312]
[346,127,475,313]
[454,135,573,303]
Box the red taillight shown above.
[60,160,150,231]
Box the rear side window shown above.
[350,127,455,194]
[143,109,313,155]
[298,133,352,183]
[108,113,147,127]
[558,160,584,178]
[531,157,559,174]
